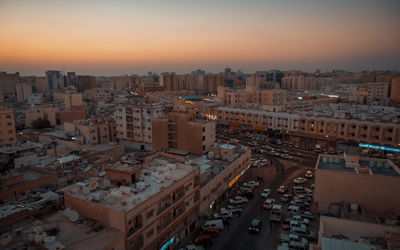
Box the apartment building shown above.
[194,143,252,214]
[390,76,400,103]
[0,71,20,95]
[314,152,400,216]
[152,111,216,155]
[15,83,32,103]
[25,105,58,127]
[115,99,165,144]
[367,82,388,105]
[64,152,201,250]
[64,117,116,145]
[212,106,400,147]
[0,105,17,145]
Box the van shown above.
[287,205,300,216]
[202,219,224,231]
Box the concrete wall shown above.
[314,168,400,216]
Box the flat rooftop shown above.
[3,211,122,250]
[317,154,400,177]
[64,155,196,213]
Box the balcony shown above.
[157,203,171,215]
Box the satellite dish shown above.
[103,179,111,187]
[44,236,56,248]
[99,171,106,177]
[82,186,90,194]
[68,210,79,222]
[63,208,71,217]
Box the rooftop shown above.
[317,154,400,177]
[64,155,196,213]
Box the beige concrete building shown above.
[64,117,116,145]
[16,83,32,103]
[367,82,388,105]
[194,143,252,214]
[314,153,400,216]
[115,99,165,144]
[390,76,400,103]
[0,71,20,95]
[64,152,201,250]
[212,106,400,147]
[0,105,16,145]
[65,93,83,109]
[310,216,400,250]
[25,105,58,127]
[152,111,216,155]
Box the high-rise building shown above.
[46,70,64,91]
[0,71,20,95]
[0,105,16,145]
[77,75,96,91]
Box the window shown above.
[6,115,11,119]
[7,122,12,126]
[146,229,154,238]
[146,209,154,219]
[202,127,205,132]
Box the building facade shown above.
[0,105,17,145]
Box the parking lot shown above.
[187,147,319,250]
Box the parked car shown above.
[301,211,315,220]
[263,198,275,209]
[281,194,292,203]
[291,215,310,226]
[246,181,260,188]
[202,219,224,231]
[197,228,220,238]
[280,233,309,245]
[248,219,262,233]
[191,235,213,247]
[214,208,233,219]
[310,184,315,189]
[294,177,307,184]
[261,188,271,198]
[305,171,313,178]
[290,199,311,208]
[224,205,243,214]
[290,226,316,241]
[180,245,205,250]
[277,185,288,194]
[229,196,248,205]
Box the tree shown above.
[31,117,51,129]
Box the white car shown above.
[229,196,248,205]
[261,189,271,198]
[214,208,233,219]
[247,181,260,188]
[294,177,307,184]
[224,205,243,214]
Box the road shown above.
[208,164,305,250]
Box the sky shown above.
[0,0,399,76]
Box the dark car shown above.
[192,235,213,247]
[248,219,262,233]
[198,228,220,238]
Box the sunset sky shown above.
[0,0,399,75]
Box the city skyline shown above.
[1,0,400,76]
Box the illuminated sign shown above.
[359,143,400,153]
[160,236,175,250]
[298,97,303,100]
[229,174,240,188]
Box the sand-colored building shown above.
[64,152,200,250]
[152,111,216,155]
[64,117,116,145]
[0,105,16,145]
[25,105,58,127]
[314,152,400,216]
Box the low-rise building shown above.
[64,152,201,250]
[314,152,400,216]
[64,117,116,145]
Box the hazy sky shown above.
[0,0,399,76]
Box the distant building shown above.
[390,76,400,103]
[15,83,32,103]
[367,82,389,105]
[152,111,216,155]
[77,75,96,91]
[64,117,116,145]
[0,71,20,95]
[0,105,16,145]
[46,70,64,91]
[25,105,58,127]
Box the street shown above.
[208,159,310,250]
